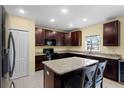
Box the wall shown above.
[36,46,67,53]
[78,16,124,58]
[5,14,35,75]
[35,46,82,53]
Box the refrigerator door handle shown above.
[8,32,16,78]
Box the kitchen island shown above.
[42,57,98,88]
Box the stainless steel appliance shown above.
[119,60,124,84]
[44,39,56,46]
[0,5,16,88]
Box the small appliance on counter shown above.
[119,59,124,84]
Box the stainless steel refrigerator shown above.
[0,5,16,88]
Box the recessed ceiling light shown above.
[50,18,55,23]
[69,24,73,27]
[61,9,68,13]
[19,9,25,14]
[82,18,87,22]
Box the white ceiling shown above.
[4,5,124,31]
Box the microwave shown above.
[44,39,56,46]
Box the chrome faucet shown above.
[87,41,93,54]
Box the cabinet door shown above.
[44,66,54,88]
[35,28,45,46]
[56,32,65,46]
[64,32,71,46]
[103,20,120,46]
[104,59,118,81]
[45,29,56,39]
[71,32,76,46]
[35,55,47,71]
[71,31,82,46]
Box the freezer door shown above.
[8,32,16,78]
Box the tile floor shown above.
[13,70,124,88]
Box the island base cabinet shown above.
[44,66,54,88]
[44,66,62,88]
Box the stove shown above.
[43,48,58,60]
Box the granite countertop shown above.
[35,50,121,60]
[66,50,121,60]
[54,50,121,60]
[43,57,98,75]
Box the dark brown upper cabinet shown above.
[64,32,71,46]
[103,20,120,46]
[45,29,56,39]
[55,32,65,46]
[45,30,65,46]
[35,27,82,46]
[71,31,82,46]
[35,27,45,46]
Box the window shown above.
[85,35,100,51]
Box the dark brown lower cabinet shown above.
[35,55,47,71]
[103,59,118,81]
[36,53,119,81]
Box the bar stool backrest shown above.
[82,64,97,88]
